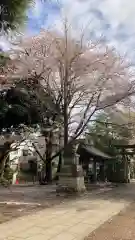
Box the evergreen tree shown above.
[0,0,32,32]
[86,112,133,156]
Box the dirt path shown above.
[86,202,135,240]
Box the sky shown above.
[1,0,135,63]
[27,0,135,63]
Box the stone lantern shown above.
[57,142,86,193]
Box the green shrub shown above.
[4,166,14,182]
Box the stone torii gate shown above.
[112,144,135,183]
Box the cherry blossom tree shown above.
[5,22,135,181]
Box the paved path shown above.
[0,184,135,240]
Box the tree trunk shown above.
[0,142,11,179]
[0,154,8,178]
[63,84,68,147]
[56,153,62,180]
[45,131,53,183]
[45,160,52,183]
[63,37,69,148]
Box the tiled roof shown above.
[78,143,113,159]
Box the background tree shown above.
[0,87,41,129]
[86,112,134,156]
[0,0,33,33]
[0,1,48,33]
[0,76,62,182]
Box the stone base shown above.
[57,162,86,193]
[57,176,86,193]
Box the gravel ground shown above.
[85,202,135,240]
[0,184,71,224]
[0,183,115,225]
[0,203,45,224]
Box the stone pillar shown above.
[124,157,131,183]
[12,172,17,185]
[57,143,86,193]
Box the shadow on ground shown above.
[1,182,135,204]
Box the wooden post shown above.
[93,160,97,182]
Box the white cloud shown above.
[2,0,135,63]
[100,0,135,27]
[49,0,135,63]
